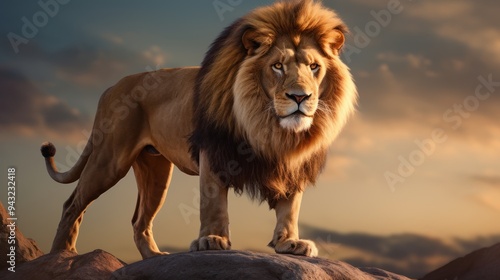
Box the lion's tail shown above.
[40,141,92,184]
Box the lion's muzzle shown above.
[285,92,311,105]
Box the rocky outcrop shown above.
[5,198,498,279]
[0,248,412,280]
[0,202,44,270]
[112,250,412,280]
[0,250,126,280]
[1,200,411,279]
[420,242,500,280]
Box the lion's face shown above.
[234,34,337,140]
[261,36,328,133]
[231,26,353,159]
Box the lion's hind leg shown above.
[131,148,174,259]
[51,151,135,253]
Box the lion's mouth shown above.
[278,110,314,132]
[279,110,314,119]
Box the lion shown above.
[40,0,357,259]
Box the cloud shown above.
[407,0,500,65]
[142,45,169,66]
[407,1,471,21]
[322,154,357,180]
[300,224,500,278]
[41,96,84,131]
[50,44,130,87]
[471,175,500,187]
[376,52,437,77]
[47,42,167,88]
[0,70,39,127]
[0,34,174,139]
[343,0,500,137]
[0,68,89,139]
[454,235,500,254]
[354,65,446,130]
[301,224,458,260]
[468,174,500,212]
[101,33,125,45]
[351,42,500,155]
[1,34,169,90]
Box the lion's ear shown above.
[331,29,345,51]
[242,29,261,55]
[242,30,258,49]
[242,29,272,55]
[324,28,345,57]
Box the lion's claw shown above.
[190,235,231,252]
[273,239,318,257]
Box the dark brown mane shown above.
[189,0,355,207]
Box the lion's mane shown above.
[189,0,357,207]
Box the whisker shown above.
[317,100,334,116]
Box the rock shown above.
[0,202,410,280]
[0,249,126,280]
[420,242,500,280]
[0,202,44,270]
[112,250,412,280]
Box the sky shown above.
[1,0,499,278]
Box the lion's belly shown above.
[140,67,200,176]
[163,147,199,176]
[146,112,199,175]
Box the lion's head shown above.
[190,0,357,204]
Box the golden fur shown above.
[190,0,357,204]
[41,0,356,258]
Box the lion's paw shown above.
[189,235,231,252]
[273,239,318,257]
[138,249,170,259]
[152,251,170,257]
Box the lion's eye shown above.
[310,63,319,71]
[272,62,283,71]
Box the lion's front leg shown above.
[190,151,231,252]
[268,191,318,257]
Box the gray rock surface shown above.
[420,242,500,280]
[0,201,412,280]
[112,250,412,280]
[0,249,126,280]
[0,202,44,270]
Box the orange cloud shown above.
[408,1,500,65]
[0,68,90,142]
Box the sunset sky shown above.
[1,0,499,277]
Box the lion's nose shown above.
[286,92,310,104]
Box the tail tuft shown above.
[41,142,56,158]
